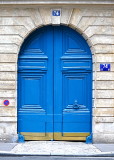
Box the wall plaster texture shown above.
[0,5,114,143]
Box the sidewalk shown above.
[0,141,114,157]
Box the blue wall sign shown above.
[4,100,10,106]
[52,10,60,16]
[100,64,110,71]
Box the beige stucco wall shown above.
[0,6,114,143]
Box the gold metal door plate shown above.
[20,132,53,140]
[20,132,90,141]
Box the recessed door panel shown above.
[62,73,87,109]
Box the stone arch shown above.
[18,24,93,56]
[17,24,95,60]
[16,8,95,56]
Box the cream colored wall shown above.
[0,6,114,142]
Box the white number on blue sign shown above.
[52,10,60,16]
[100,64,110,71]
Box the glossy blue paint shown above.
[18,25,92,141]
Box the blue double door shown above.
[18,26,92,141]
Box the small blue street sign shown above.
[100,64,110,71]
[52,10,60,16]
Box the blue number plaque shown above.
[100,64,110,71]
[52,10,60,16]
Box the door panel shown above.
[18,26,54,140]
[53,26,92,140]
[18,26,92,141]
[21,74,46,109]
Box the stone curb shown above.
[0,152,114,157]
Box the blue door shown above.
[18,26,92,142]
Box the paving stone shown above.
[94,144,114,152]
[0,143,17,151]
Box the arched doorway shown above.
[18,25,92,142]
